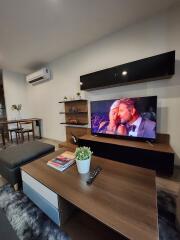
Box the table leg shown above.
[35,120,42,139]
[1,129,6,148]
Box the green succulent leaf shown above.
[75,146,93,160]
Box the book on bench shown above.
[47,151,75,172]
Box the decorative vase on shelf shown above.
[76,92,81,100]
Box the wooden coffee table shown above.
[21,148,158,240]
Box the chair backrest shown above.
[19,120,33,130]
[7,121,19,130]
[0,123,6,145]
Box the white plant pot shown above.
[76,158,91,174]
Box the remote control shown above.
[86,166,102,185]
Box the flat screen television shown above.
[91,96,157,142]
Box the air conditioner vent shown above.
[26,68,51,85]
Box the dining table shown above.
[0,118,42,147]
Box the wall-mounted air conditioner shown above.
[26,67,51,85]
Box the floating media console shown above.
[80,51,175,90]
[78,133,174,175]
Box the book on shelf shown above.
[47,151,75,172]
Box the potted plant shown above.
[75,146,93,174]
[63,96,68,101]
[76,92,81,100]
[11,104,22,119]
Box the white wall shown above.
[3,70,31,120]
[27,6,180,164]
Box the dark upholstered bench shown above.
[0,141,55,190]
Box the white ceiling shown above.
[0,0,179,73]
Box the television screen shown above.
[91,96,157,141]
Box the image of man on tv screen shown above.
[103,98,156,139]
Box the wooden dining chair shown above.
[0,125,6,147]
[18,120,35,142]
[7,122,22,144]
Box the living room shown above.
[0,0,180,239]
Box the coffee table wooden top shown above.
[21,149,158,240]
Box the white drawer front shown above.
[21,171,58,209]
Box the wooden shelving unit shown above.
[59,100,89,149]
[59,99,88,126]
[59,112,88,114]
[60,122,88,126]
[59,99,87,104]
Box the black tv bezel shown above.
[90,96,157,143]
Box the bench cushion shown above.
[0,141,55,169]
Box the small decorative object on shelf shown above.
[76,92,81,100]
[69,106,78,113]
[75,146,93,174]
[63,96,68,101]
[69,119,78,124]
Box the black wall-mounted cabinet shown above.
[80,51,175,91]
